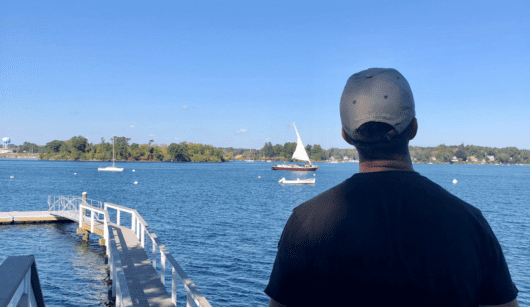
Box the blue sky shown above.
[1,0,529,150]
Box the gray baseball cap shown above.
[340,68,415,141]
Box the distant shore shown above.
[1,155,528,165]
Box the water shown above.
[0,160,528,306]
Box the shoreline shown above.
[1,158,529,166]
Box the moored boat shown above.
[272,123,318,171]
[98,136,123,172]
[278,177,316,184]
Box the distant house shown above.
[468,156,478,162]
[451,156,459,162]
[487,155,495,161]
[481,159,486,164]
[343,156,349,161]
[431,157,437,161]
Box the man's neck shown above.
[358,158,414,173]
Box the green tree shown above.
[114,136,131,160]
[305,144,312,159]
[272,144,283,158]
[18,142,41,153]
[167,142,190,162]
[310,145,326,161]
[455,148,467,161]
[283,142,296,160]
[70,136,88,153]
[45,140,64,153]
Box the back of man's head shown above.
[340,68,416,159]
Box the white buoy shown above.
[132,169,135,172]
[74,173,77,175]
[453,179,458,184]
[313,174,316,176]
[10,176,14,179]
[258,176,260,178]
[134,181,138,185]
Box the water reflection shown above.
[0,222,109,307]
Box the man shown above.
[265,68,519,307]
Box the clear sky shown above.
[1,0,529,150]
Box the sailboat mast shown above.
[112,136,115,166]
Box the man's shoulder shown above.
[293,176,353,216]
[292,171,485,227]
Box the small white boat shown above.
[98,136,123,172]
[278,177,315,184]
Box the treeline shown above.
[10,137,530,165]
[234,142,358,161]
[238,142,530,164]
[409,144,530,164]
[39,136,229,162]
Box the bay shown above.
[0,160,528,306]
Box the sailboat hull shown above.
[98,167,124,172]
[272,164,318,171]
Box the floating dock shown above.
[0,211,70,224]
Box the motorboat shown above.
[278,177,315,184]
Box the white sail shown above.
[290,123,311,164]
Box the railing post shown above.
[112,254,116,299]
[187,293,192,307]
[132,215,135,232]
[104,218,109,256]
[141,223,145,248]
[161,253,166,285]
[152,239,157,269]
[78,205,83,229]
[136,218,138,240]
[117,210,121,226]
[90,210,95,233]
[172,266,177,305]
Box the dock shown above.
[0,211,70,224]
[0,194,212,307]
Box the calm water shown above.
[0,160,528,306]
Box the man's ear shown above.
[409,118,418,141]
[342,128,355,145]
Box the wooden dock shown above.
[0,211,70,224]
[0,195,212,307]
[111,223,173,306]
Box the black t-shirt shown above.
[265,171,518,307]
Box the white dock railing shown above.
[105,202,212,307]
[0,255,45,307]
[48,195,212,307]
[48,195,104,223]
[78,202,132,307]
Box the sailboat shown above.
[98,136,124,172]
[272,123,318,171]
